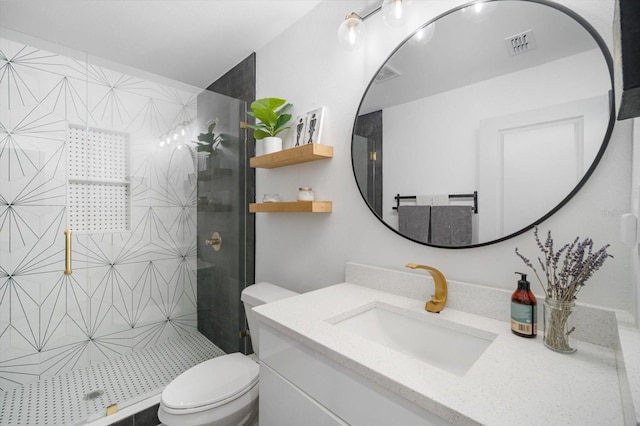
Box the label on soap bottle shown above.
[511,302,537,336]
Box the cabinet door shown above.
[260,325,452,426]
[260,363,348,426]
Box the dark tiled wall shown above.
[355,110,383,216]
[198,53,256,355]
[207,53,256,104]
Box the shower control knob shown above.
[205,232,222,251]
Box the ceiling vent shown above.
[375,65,401,83]
[505,29,537,56]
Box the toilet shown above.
[158,282,298,426]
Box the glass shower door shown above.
[1,30,208,424]
[0,36,93,396]
[2,25,255,424]
[195,89,247,354]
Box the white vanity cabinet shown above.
[258,324,453,426]
[259,364,347,426]
[253,275,631,425]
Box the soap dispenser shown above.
[511,272,537,338]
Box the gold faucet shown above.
[406,263,448,313]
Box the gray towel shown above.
[430,206,473,246]
[398,206,431,244]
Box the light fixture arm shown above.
[358,5,382,21]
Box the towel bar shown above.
[393,191,478,213]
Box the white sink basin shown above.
[331,303,495,376]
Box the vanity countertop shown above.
[253,282,627,425]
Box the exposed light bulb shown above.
[381,0,413,28]
[393,1,402,19]
[338,13,366,50]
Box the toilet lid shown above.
[161,353,259,410]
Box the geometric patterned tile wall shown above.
[0,36,199,391]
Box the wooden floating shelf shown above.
[249,201,332,213]
[250,144,333,169]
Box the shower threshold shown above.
[0,332,225,426]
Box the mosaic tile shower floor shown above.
[0,332,225,425]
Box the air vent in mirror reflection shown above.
[375,65,401,84]
[505,29,537,56]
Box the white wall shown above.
[255,0,634,315]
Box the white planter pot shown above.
[197,152,210,171]
[263,137,282,154]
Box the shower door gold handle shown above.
[64,229,72,275]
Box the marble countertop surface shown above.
[253,282,627,425]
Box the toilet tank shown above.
[240,282,298,356]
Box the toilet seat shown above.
[161,353,259,414]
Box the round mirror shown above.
[351,0,614,248]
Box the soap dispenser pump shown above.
[511,272,537,338]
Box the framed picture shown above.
[303,107,324,144]
[293,114,307,147]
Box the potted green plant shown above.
[246,97,292,154]
[195,118,223,170]
[196,119,223,154]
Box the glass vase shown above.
[543,297,577,353]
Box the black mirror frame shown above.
[350,0,615,249]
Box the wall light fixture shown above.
[159,121,194,149]
[338,0,413,50]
